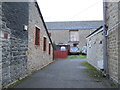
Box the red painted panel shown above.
[54,50,68,59]
[4,33,8,39]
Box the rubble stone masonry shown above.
[118,1,120,86]
[0,2,2,88]
[1,2,29,87]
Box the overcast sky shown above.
[37,0,103,22]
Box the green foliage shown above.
[80,51,82,54]
[81,62,95,70]
[110,83,117,87]
[68,55,79,59]
[80,55,87,59]
[81,61,117,87]
[68,54,87,59]
[81,61,105,82]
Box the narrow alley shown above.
[15,58,114,88]
[0,1,120,89]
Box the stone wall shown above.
[0,2,53,88]
[118,1,120,85]
[0,2,2,89]
[27,2,53,73]
[1,27,11,87]
[87,29,103,70]
[1,2,29,87]
[105,2,119,83]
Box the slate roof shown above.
[45,21,103,30]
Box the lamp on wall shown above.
[23,25,28,31]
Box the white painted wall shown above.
[87,29,103,70]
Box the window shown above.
[34,26,40,45]
[43,37,47,51]
[100,41,102,44]
[69,30,79,42]
[49,43,51,55]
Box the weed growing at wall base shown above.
[81,61,117,87]
[81,61,107,82]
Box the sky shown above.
[37,0,103,22]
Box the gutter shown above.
[86,26,103,38]
[103,0,109,77]
[35,2,54,48]
[106,21,120,36]
[35,2,55,60]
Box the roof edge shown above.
[35,2,54,48]
[45,20,103,23]
[86,26,103,38]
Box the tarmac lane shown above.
[15,58,117,88]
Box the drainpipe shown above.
[103,0,109,77]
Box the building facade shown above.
[27,2,53,73]
[46,21,103,50]
[86,1,120,85]
[86,26,104,70]
[0,2,53,88]
[104,1,120,85]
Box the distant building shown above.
[0,2,53,88]
[46,21,103,50]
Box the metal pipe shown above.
[103,0,109,76]
[106,21,120,36]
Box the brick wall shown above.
[105,2,119,83]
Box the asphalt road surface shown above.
[15,58,116,88]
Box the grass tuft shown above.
[81,61,106,82]
[68,54,87,59]
[81,62,117,87]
